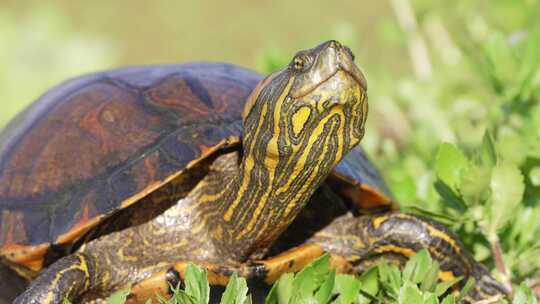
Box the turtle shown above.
[0,40,507,303]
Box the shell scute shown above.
[0,62,391,272]
[0,63,259,259]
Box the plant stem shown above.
[488,233,513,295]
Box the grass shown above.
[70,251,538,304]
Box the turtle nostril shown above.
[328,40,341,49]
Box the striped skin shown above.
[0,62,387,282]
[14,40,370,303]
[216,69,367,258]
[12,253,98,304]
[169,40,369,262]
[13,41,507,303]
[306,212,508,303]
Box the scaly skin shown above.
[16,153,508,303]
[15,39,368,304]
[307,212,508,303]
[14,41,507,303]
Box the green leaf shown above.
[516,28,540,97]
[422,293,438,304]
[483,31,518,93]
[419,260,439,292]
[220,273,251,304]
[314,270,336,304]
[457,277,476,302]
[512,283,538,304]
[163,282,183,303]
[482,131,497,167]
[357,267,379,304]
[460,165,491,207]
[434,180,467,213]
[435,143,469,191]
[334,274,361,304]
[399,282,423,304]
[434,277,462,297]
[169,290,197,304]
[106,289,131,304]
[265,273,294,304]
[497,134,528,165]
[402,249,432,284]
[377,261,401,299]
[290,254,330,302]
[184,263,210,304]
[488,162,525,233]
[441,295,456,304]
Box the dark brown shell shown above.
[0,62,391,271]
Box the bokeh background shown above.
[0,0,406,130]
[2,0,540,295]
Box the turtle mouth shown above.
[341,62,367,91]
[292,67,366,99]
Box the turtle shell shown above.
[0,62,391,273]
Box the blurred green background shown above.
[2,0,540,296]
[0,0,406,130]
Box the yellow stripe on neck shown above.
[223,76,295,224]
[235,79,296,240]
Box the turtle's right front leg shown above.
[14,252,99,304]
[307,212,509,303]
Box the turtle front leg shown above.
[307,212,509,303]
[128,244,354,303]
[14,252,98,304]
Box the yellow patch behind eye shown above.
[291,106,311,136]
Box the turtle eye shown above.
[292,56,307,72]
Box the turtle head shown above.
[221,41,368,252]
[242,40,368,170]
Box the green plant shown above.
[65,251,539,303]
[266,250,464,304]
[253,0,540,296]
[368,4,540,291]
[63,263,251,304]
